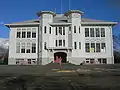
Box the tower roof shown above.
[64,10,84,16]
[37,11,56,17]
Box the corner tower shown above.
[64,10,84,65]
[37,11,56,65]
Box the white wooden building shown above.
[5,10,117,65]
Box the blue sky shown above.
[0,0,120,38]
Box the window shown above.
[86,58,90,64]
[101,28,105,37]
[90,59,95,64]
[96,28,100,37]
[86,61,89,63]
[98,58,107,64]
[21,43,25,53]
[56,27,58,35]
[85,43,90,52]
[26,49,30,53]
[32,32,36,38]
[17,32,21,38]
[32,43,36,53]
[44,26,47,33]
[21,49,25,53]
[59,27,62,35]
[32,59,36,64]
[49,27,51,34]
[79,42,81,49]
[63,40,65,47]
[69,26,71,31]
[96,43,100,52]
[59,40,62,46]
[27,32,31,38]
[74,26,76,33]
[27,59,31,64]
[26,43,31,53]
[16,59,20,64]
[44,42,47,49]
[56,40,57,47]
[90,43,95,52]
[22,32,26,38]
[90,28,94,37]
[74,42,77,49]
[16,43,20,53]
[79,26,80,33]
[85,28,89,37]
[101,43,106,52]
[63,27,65,35]
[16,59,24,65]
[98,58,102,63]
[103,58,107,64]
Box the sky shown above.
[0,0,120,38]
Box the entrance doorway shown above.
[54,52,67,63]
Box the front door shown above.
[54,52,67,63]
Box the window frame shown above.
[90,28,94,37]
[32,32,36,38]
[16,32,21,38]
[27,31,31,38]
[59,40,62,46]
[101,28,105,37]
[96,43,100,52]
[85,43,90,52]
[32,43,36,53]
[96,28,100,37]
[85,28,89,37]
[22,31,26,38]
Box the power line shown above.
[61,0,62,14]
[69,0,71,10]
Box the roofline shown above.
[5,23,39,27]
[81,22,117,25]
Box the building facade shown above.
[5,10,117,65]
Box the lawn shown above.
[0,63,120,90]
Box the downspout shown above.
[37,24,40,65]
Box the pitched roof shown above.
[5,14,117,26]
